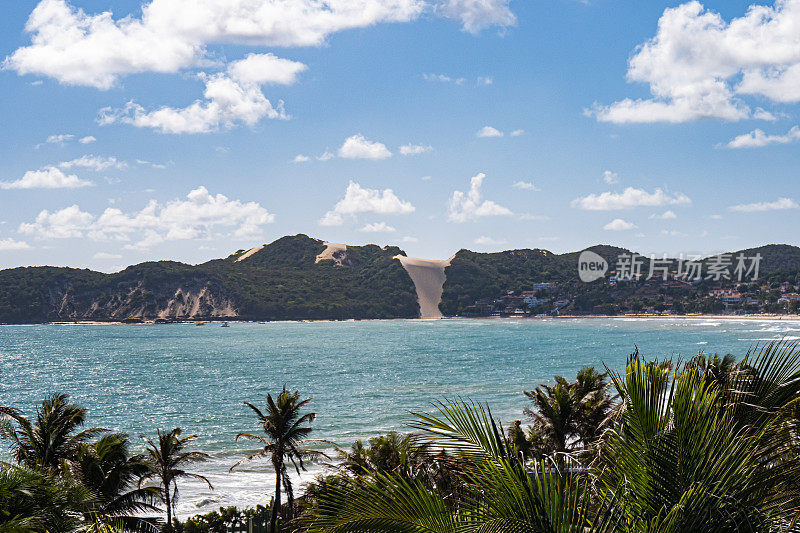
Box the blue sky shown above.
[1,0,799,271]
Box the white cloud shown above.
[0,238,32,251]
[226,53,307,86]
[512,180,539,191]
[1,166,92,189]
[400,236,418,243]
[509,129,524,136]
[338,134,392,160]
[78,135,96,144]
[572,187,691,210]
[4,0,425,89]
[292,154,311,163]
[708,214,723,220]
[423,73,465,85]
[661,229,686,236]
[603,218,637,231]
[136,159,167,169]
[474,235,506,246]
[588,1,800,123]
[476,125,503,138]
[448,172,513,222]
[360,221,396,232]
[59,154,127,171]
[438,0,516,34]
[477,76,493,85]
[726,125,800,149]
[320,181,415,225]
[399,143,433,155]
[97,73,288,134]
[317,151,335,161]
[44,133,73,145]
[19,204,94,238]
[19,186,274,247]
[603,170,619,184]
[649,210,677,220]
[93,251,122,259]
[728,197,799,212]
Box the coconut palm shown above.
[523,366,614,463]
[231,387,327,533]
[74,433,161,530]
[139,428,212,531]
[0,463,94,533]
[304,341,800,533]
[0,393,107,473]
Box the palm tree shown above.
[522,366,614,464]
[0,463,94,532]
[231,387,327,533]
[304,341,800,532]
[0,393,106,473]
[74,433,161,529]
[139,428,212,531]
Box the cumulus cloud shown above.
[338,134,392,160]
[360,221,396,232]
[603,218,637,231]
[448,172,513,222]
[509,129,524,136]
[603,170,619,184]
[0,238,32,251]
[728,197,799,212]
[19,186,274,247]
[649,210,677,220]
[97,72,288,134]
[512,181,539,191]
[59,155,127,171]
[225,53,307,86]
[317,151,335,161]
[3,0,424,89]
[476,125,503,138]
[438,0,516,34]
[588,1,800,123]
[477,76,493,85]
[1,166,92,189]
[320,181,414,226]
[79,135,96,144]
[292,154,311,163]
[727,126,800,149]
[399,143,433,155]
[41,133,73,146]
[572,187,691,210]
[5,0,514,91]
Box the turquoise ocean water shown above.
[2,317,799,515]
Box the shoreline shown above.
[1,313,799,326]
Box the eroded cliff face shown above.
[44,279,237,321]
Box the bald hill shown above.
[0,235,799,323]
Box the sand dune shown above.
[235,245,264,262]
[395,255,452,319]
[315,242,347,265]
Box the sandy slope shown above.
[235,245,264,262]
[395,255,452,319]
[315,242,347,264]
